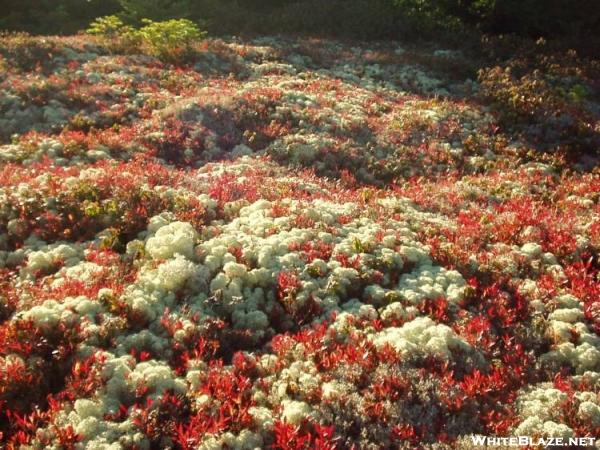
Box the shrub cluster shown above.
[87,16,205,63]
[478,40,600,156]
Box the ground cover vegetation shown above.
[0,1,599,449]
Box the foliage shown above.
[2,0,599,44]
[87,16,204,63]
[137,18,205,62]
[0,32,62,72]
[393,0,600,38]
[222,0,402,40]
[86,16,140,54]
[86,15,131,38]
[468,0,600,37]
[196,0,600,40]
[478,42,600,155]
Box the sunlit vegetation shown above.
[0,2,599,449]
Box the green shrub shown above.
[137,18,205,62]
[87,15,131,37]
[87,16,205,63]
[87,15,140,53]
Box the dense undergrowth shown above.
[2,0,600,48]
[0,30,599,449]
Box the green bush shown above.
[137,18,205,62]
[87,15,141,53]
[88,16,205,63]
[87,15,131,37]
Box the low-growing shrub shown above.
[87,15,141,53]
[87,15,131,37]
[478,45,600,156]
[137,18,205,62]
[87,16,205,63]
[0,32,61,72]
